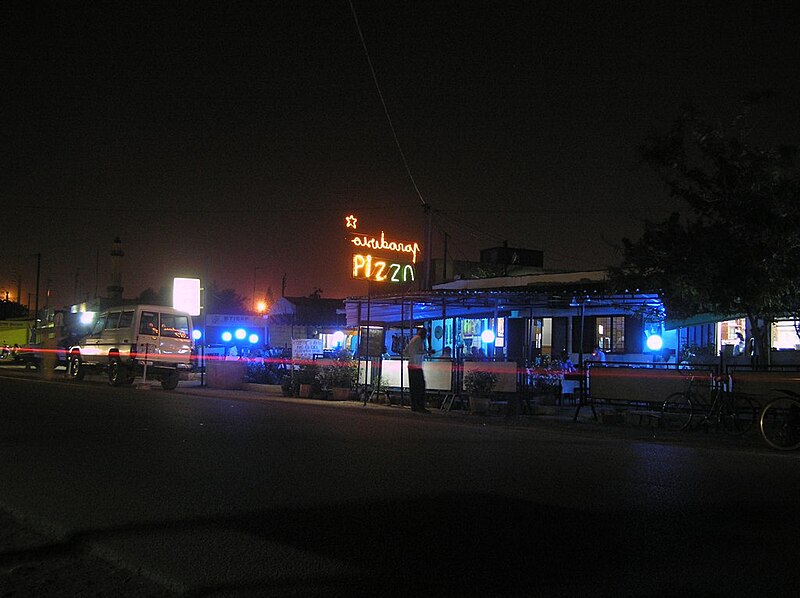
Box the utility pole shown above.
[424,205,433,290]
[34,253,40,321]
[443,232,449,281]
[33,253,41,343]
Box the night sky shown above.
[3,2,798,310]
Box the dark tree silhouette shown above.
[205,282,248,315]
[134,287,170,305]
[612,96,800,365]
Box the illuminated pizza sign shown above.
[352,254,415,282]
[346,214,419,283]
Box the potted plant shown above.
[530,355,562,406]
[318,348,358,400]
[296,363,319,398]
[463,369,498,414]
[280,373,296,397]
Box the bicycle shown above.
[759,389,800,451]
[660,372,758,434]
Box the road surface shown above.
[1,371,798,596]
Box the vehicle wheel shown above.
[722,393,757,436]
[661,392,693,431]
[68,354,85,381]
[161,371,179,391]
[760,398,800,451]
[108,357,132,386]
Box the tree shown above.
[134,287,170,305]
[0,299,28,319]
[205,282,248,315]
[612,96,800,365]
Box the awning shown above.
[664,312,744,330]
[345,289,663,328]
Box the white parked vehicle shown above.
[67,305,194,389]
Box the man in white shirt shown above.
[405,327,429,412]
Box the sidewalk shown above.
[0,366,772,452]
[170,381,771,452]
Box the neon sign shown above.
[345,214,420,284]
[352,254,415,283]
[345,214,421,263]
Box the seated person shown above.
[592,346,606,362]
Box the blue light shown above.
[646,334,663,351]
[221,331,232,342]
[332,330,345,344]
[481,329,496,344]
[248,333,259,344]
[192,329,202,341]
[234,328,246,340]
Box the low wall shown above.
[589,367,707,403]
[206,360,246,390]
[730,371,800,402]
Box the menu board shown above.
[292,339,323,361]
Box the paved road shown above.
[1,371,799,596]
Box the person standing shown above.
[732,331,746,357]
[405,327,429,412]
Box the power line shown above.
[348,0,427,208]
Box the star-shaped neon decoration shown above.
[345,214,358,229]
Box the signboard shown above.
[207,314,266,327]
[357,325,385,358]
[173,277,201,316]
[345,214,419,284]
[292,338,323,361]
[352,254,415,283]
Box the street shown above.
[1,371,799,597]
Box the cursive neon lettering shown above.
[350,231,421,263]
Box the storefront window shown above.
[495,318,505,348]
[717,318,746,350]
[772,320,800,350]
[596,316,626,353]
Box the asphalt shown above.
[0,364,780,596]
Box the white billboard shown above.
[173,277,201,316]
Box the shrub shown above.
[463,370,497,397]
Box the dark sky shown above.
[2,1,798,310]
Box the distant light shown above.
[481,329,496,344]
[646,334,663,351]
[192,329,202,341]
[235,328,247,340]
[248,334,259,344]
[79,311,95,325]
[221,331,233,342]
[256,301,267,313]
[332,330,345,344]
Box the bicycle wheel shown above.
[661,392,693,431]
[760,398,800,451]
[721,393,757,436]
